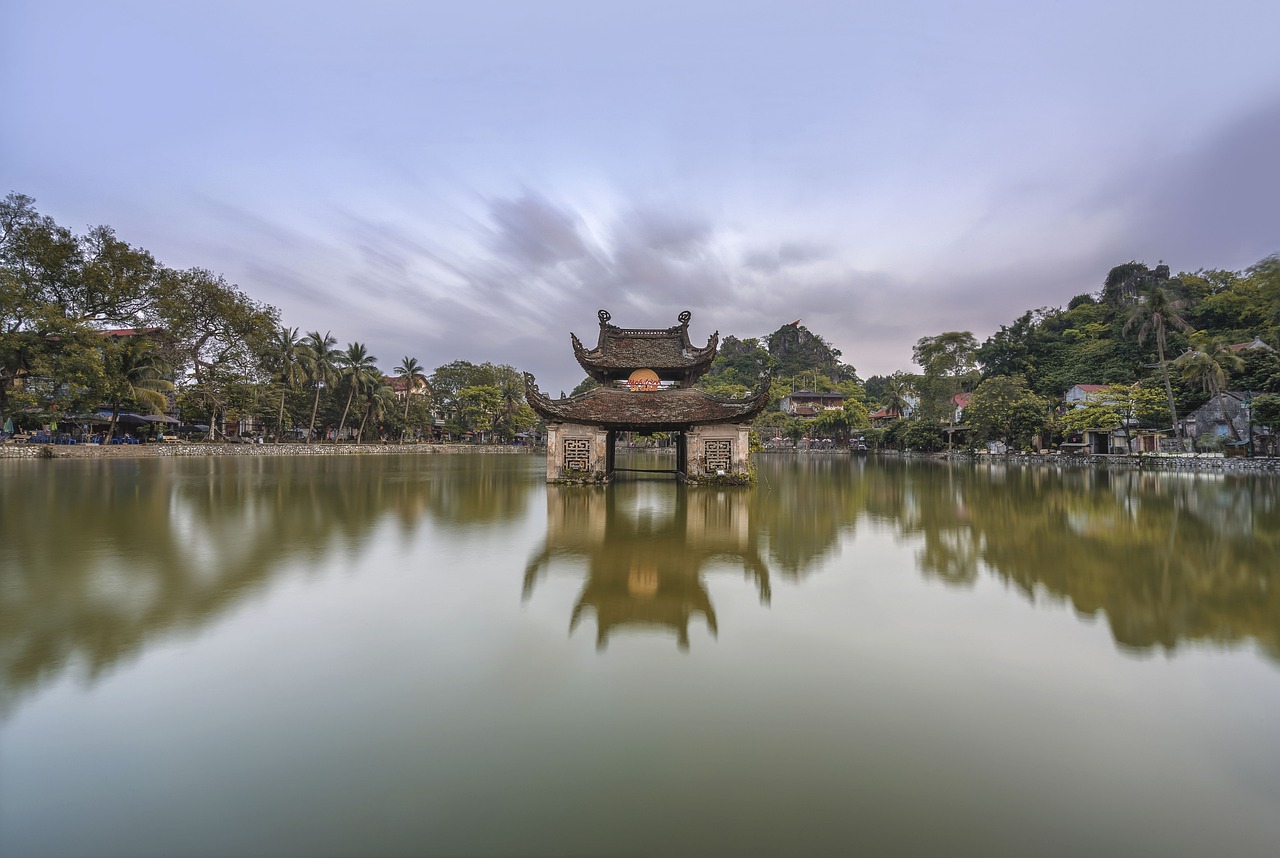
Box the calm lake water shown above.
[2,452,1279,857]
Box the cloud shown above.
[1125,95,1280,268]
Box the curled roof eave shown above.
[569,309,720,381]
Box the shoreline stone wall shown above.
[875,449,1280,475]
[0,442,542,461]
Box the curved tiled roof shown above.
[524,373,770,429]
[572,309,718,383]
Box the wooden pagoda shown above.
[524,309,770,483]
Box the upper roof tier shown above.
[572,309,719,384]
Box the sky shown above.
[3,1,1279,393]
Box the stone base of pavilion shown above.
[544,422,754,485]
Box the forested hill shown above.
[698,322,858,398]
[972,258,1280,400]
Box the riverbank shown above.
[0,441,541,460]
[887,449,1280,474]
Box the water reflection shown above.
[889,463,1280,661]
[0,454,538,715]
[3,452,1278,718]
[523,483,771,649]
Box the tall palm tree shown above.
[1175,333,1245,441]
[302,330,338,444]
[102,338,174,441]
[394,356,427,444]
[883,372,915,419]
[357,381,397,443]
[497,369,525,440]
[270,326,303,442]
[1123,279,1192,447]
[334,342,379,443]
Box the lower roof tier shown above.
[524,373,770,429]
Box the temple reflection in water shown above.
[523,481,771,650]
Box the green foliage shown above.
[1251,393,1280,433]
[913,331,977,423]
[100,337,174,439]
[766,322,852,381]
[569,376,600,397]
[703,335,772,388]
[457,384,503,436]
[965,375,1047,449]
[1059,384,1167,436]
[897,418,944,452]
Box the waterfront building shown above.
[524,310,770,483]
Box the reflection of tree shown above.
[0,454,538,716]
[524,483,771,650]
[750,455,870,577]
[867,460,1280,662]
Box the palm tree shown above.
[270,326,303,442]
[302,331,338,444]
[1175,333,1245,441]
[496,370,525,440]
[394,356,427,444]
[357,381,397,443]
[1123,278,1192,447]
[334,342,379,443]
[102,338,174,441]
[883,372,915,419]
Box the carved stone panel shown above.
[705,439,732,473]
[564,438,592,471]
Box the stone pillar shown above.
[685,423,752,482]
[545,422,610,483]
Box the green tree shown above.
[302,331,338,443]
[766,322,852,380]
[334,342,379,443]
[149,267,278,439]
[881,371,916,418]
[268,326,304,441]
[394,356,427,444]
[913,331,977,447]
[1175,333,1246,440]
[965,375,1047,451]
[100,337,174,441]
[457,384,503,439]
[1122,274,1192,447]
[356,380,397,443]
[1251,393,1280,440]
[810,400,870,445]
[1060,383,1166,451]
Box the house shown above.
[1063,384,1108,408]
[779,390,845,417]
[101,327,163,340]
[384,374,429,402]
[868,395,918,423]
[951,392,972,424]
[1228,336,1274,353]
[1187,392,1272,450]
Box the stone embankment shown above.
[897,449,1280,475]
[0,442,540,460]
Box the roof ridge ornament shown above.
[598,309,611,324]
[678,310,691,325]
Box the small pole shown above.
[1245,391,1254,458]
